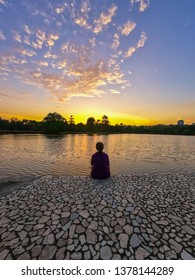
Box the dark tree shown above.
[69,115,75,125]
[76,122,85,132]
[10,117,20,130]
[86,117,95,132]
[42,112,68,133]
[102,115,109,125]
[43,112,66,122]
[0,117,9,130]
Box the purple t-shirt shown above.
[91,152,110,179]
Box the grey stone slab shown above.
[181,225,195,235]
[118,233,129,248]
[135,247,150,260]
[100,246,112,260]
[39,245,57,260]
[62,221,72,232]
[181,250,194,260]
[86,229,97,244]
[130,234,142,248]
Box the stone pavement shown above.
[0,173,194,260]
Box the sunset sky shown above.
[0,0,195,125]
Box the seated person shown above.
[91,142,110,179]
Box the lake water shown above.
[0,133,195,183]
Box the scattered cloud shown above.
[13,31,22,43]
[125,32,147,57]
[0,0,7,6]
[111,33,120,49]
[43,51,58,59]
[24,25,34,35]
[1,55,27,66]
[89,37,96,48]
[35,61,49,67]
[23,50,128,102]
[125,46,136,57]
[36,29,46,42]
[0,1,149,103]
[108,89,120,94]
[130,0,150,12]
[31,72,42,78]
[47,34,59,47]
[81,0,91,13]
[75,16,90,29]
[93,4,117,34]
[57,60,67,69]
[137,31,147,47]
[18,49,37,57]
[0,31,6,40]
[35,30,59,48]
[73,0,91,30]
[121,20,136,36]
[139,0,150,12]
[55,7,64,14]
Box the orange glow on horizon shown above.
[0,112,185,126]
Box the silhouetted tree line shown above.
[0,113,195,135]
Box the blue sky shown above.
[0,0,195,125]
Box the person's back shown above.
[91,142,110,179]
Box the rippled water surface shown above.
[0,133,195,182]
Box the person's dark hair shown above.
[96,142,104,153]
